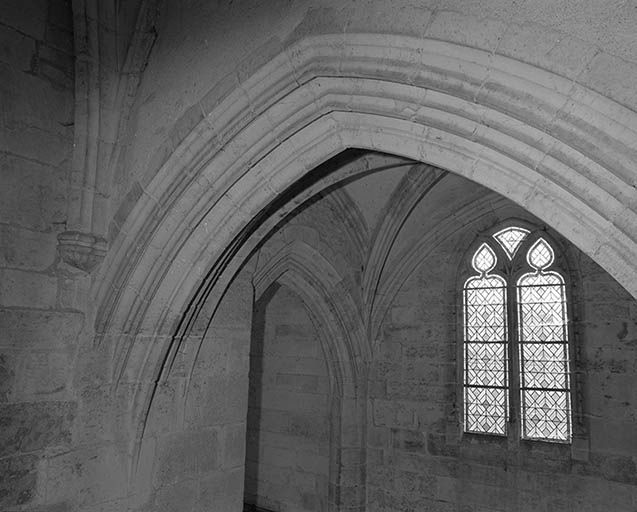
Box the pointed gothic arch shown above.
[251,240,368,511]
[91,34,637,484]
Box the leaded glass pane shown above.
[464,268,508,436]
[465,387,507,435]
[493,226,529,259]
[521,389,571,441]
[518,273,565,343]
[518,267,571,442]
[527,238,554,269]
[521,343,569,389]
[465,276,507,343]
[466,343,506,387]
[472,243,496,273]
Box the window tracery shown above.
[493,226,529,259]
[463,226,572,442]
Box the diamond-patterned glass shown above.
[493,226,530,259]
[527,238,554,269]
[466,343,507,386]
[521,389,571,441]
[517,269,571,442]
[465,387,507,435]
[464,270,508,435]
[462,232,572,443]
[521,343,568,389]
[472,243,497,273]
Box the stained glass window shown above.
[493,226,529,259]
[517,238,571,441]
[463,244,508,435]
[463,231,571,443]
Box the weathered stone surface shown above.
[0,24,35,69]
[0,353,14,402]
[1,1,637,511]
[0,225,57,270]
[0,124,71,168]
[0,0,47,40]
[0,453,38,508]
[0,65,74,137]
[152,479,198,512]
[245,285,331,511]
[0,401,75,457]
[0,153,67,231]
[392,428,427,453]
[221,422,247,469]
[153,429,219,487]
[0,268,58,308]
[66,445,128,508]
[0,309,83,349]
[185,372,249,428]
[6,350,71,401]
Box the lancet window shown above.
[463,226,571,442]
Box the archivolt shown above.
[370,194,523,341]
[252,239,368,385]
[93,34,637,465]
[251,239,368,510]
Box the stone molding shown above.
[363,163,447,319]
[252,239,368,371]
[97,36,637,351]
[68,0,159,239]
[91,34,637,484]
[57,230,107,272]
[325,187,370,258]
[251,239,368,510]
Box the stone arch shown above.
[374,192,594,455]
[251,240,368,511]
[370,194,515,340]
[92,34,637,479]
[363,162,447,329]
[324,187,370,260]
[252,239,368,382]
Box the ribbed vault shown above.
[92,34,637,477]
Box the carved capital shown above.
[57,231,107,272]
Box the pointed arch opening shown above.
[462,226,572,443]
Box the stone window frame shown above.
[454,219,588,453]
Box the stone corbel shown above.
[57,230,107,272]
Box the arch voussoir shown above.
[92,35,637,478]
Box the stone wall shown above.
[1,1,637,511]
[0,1,80,510]
[240,162,637,511]
[138,266,254,511]
[121,0,637,218]
[245,284,330,512]
[242,169,369,511]
[368,206,637,511]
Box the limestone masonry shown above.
[1,1,636,511]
